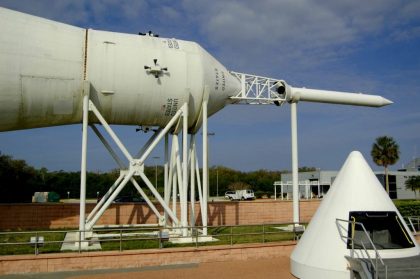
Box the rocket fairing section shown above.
[0,7,241,132]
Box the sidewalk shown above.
[0,257,295,279]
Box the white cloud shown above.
[399,1,420,20]
[180,0,420,72]
[391,26,420,41]
[160,6,182,21]
[0,0,89,25]
[89,0,148,23]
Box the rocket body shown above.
[0,7,240,132]
[0,7,392,133]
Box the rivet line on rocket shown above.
[83,29,88,81]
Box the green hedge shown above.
[394,200,420,217]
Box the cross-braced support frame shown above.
[78,83,210,242]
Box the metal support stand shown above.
[291,101,300,224]
[78,93,184,232]
[202,99,208,236]
[189,135,196,232]
[181,103,189,236]
[78,82,90,243]
[77,89,212,242]
[164,134,169,226]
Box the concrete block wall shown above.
[0,200,321,230]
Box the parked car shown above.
[225,191,236,200]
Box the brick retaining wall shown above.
[0,200,321,230]
[0,242,296,275]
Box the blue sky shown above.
[0,0,419,172]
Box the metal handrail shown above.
[336,218,387,279]
[0,222,301,256]
[405,216,420,235]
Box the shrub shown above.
[255,191,265,199]
[394,200,420,217]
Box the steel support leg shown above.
[291,102,300,224]
[164,134,169,226]
[79,93,89,241]
[189,134,196,230]
[195,148,205,219]
[202,99,208,235]
[182,103,189,236]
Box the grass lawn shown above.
[0,230,66,255]
[0,224,298,255]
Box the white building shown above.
[275,158,420,200]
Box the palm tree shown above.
[371,136,400,195]
[405,176,420,199]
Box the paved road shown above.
[0,257,295,279]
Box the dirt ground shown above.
[69,256,295,279]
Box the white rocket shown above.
[0,7,392,133]
[0,6,397,248]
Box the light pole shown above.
[153,156,160,187]
[67,191,70,200]
[216,168,219,197]
[207,132,215,198]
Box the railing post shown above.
[159,228,162,249]
[230,226,233,246]
[195,227,199,248]
[35,232,38,255]
[119,229,122,252]
[78,230,81,253]
[263,224,265,243]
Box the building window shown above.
[375,174,397,199]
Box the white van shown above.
[225,189,255,201]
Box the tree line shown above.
[2,135,419,203]
[1,152,317,203]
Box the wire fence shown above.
[0,223,304,256]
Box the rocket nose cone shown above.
[381,97,393,106]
